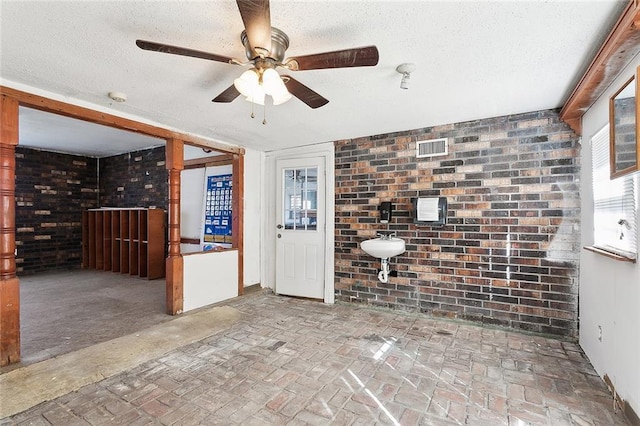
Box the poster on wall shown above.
[202,174,232,251]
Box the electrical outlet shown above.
[598,325,603,342]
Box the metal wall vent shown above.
[416,137,448,158]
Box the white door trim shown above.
[262,143,335,303]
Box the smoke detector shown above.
[108,91,127,103]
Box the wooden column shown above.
[0,95,20,365]
[232,153,244,296]
[165,138,184,315]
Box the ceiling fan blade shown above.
[236,0,272,57]
[285,46,379,71]
[212,85,241,103]
[136,40,236,64]
[282,76,329,109]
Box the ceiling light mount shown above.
[108,91,127,103]
[396,63,416,90]
[241,27,290,62]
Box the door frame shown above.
[263,143,335,303]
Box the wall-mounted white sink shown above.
[361,237,406,259]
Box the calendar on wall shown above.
[202,174,232,249]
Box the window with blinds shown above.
[591,125,638,259]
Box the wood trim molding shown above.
[180,237,201,245]
[604,374,640,426]
[560,0,640,135]
[0,86,244,155]
[184,154,233,170]
[232,154,245,296]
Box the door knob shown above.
[276,224,283,229]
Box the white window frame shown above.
[591,124,638,260]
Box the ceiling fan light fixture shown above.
[235,67,291,106]
[137,1,381,112]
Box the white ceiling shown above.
[18,107,165,157]
[0,0,628,157]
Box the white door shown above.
[275,157,325,299]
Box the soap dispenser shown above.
[379,202,393,224]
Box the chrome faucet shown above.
[376,232,396,240]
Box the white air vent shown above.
[416,137,448,158]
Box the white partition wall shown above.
[243,148,263,287]
[183,250,239,312]
[580,54,640,417]
[180,167,206,254]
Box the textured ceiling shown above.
[0,0,628,156]
[18,107,165,157]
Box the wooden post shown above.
[165,139,184,315]
[232,154,244,296]
[0,95,20,365]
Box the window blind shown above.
[591,125,637,258]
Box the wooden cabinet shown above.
[82,208,165,279]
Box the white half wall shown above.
[580,53,640,416]
[183,250,238,312]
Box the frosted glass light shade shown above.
[262,68,282,95]
[245,89,265,105]
[272,90,292,105]
[234,69,260,98]
[262,68,291,105]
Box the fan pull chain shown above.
[250,101,255,119]
[262,103,267,125]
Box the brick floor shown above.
[1,292,630,425]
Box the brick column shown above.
[165,139,184,315]
[0,95,20,365]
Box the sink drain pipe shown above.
[378,259,391,283]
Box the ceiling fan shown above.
[136,0,379,109]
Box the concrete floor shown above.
[0,290,630,425]
[16,270,170,366]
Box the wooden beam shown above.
[560,0,640,135]
[184,154,234,170]
[232,154,245,296]
[165,139,184,315]
[0,86,245,155]
[0,95,20,365]
[180,237,200,245]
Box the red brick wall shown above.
[334,109,580,337]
